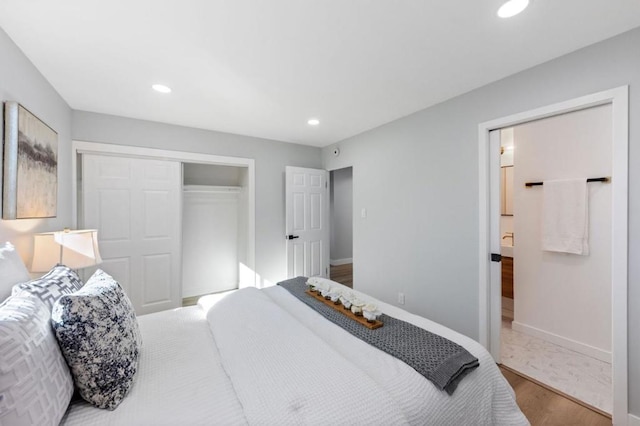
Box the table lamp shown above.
[31,229,102,272]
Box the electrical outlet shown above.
[397,292,405,305]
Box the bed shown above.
[64,282,526,425]
[0,246,528,425]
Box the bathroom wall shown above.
[513,104,612,360]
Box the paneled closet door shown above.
[82,154,182,315]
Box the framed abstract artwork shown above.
[2,101,58,219]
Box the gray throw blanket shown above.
[278,277,479,395]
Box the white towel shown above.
[542,178,589,255]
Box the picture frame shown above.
[2,101,58,219]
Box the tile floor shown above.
[500,319,612,414]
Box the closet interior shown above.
[182,163,249,298]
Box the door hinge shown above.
[491,253,502,262]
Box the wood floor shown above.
[500,366,611,426]
[330,263,353,288]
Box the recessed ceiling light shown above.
[497,0,529,18]
[307,118,320,126]
[152,84,172,93]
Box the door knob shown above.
[287,235,300,240]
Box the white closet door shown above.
[82,154,182,315]
[182,190,239,297]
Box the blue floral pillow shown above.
[51,269,142,410]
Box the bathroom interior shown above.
[498,105,613,416]
[500,128,515,321]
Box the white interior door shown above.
[82,154,182,315]
[285,166,329,278]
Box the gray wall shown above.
[322,27,640,415]
[330,167,353,262]
[72,111,322,286]
[0,27,72,266]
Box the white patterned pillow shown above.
[0,291,74,426]
[0,241,30,302]
[51,270,142,410]
[13,264,84,312]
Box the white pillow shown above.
[0,291,74,426]
[0,242,30,302]
[12,264,84,312]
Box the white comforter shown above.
[62,284,529,425]
[208,286,528,425]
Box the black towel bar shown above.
[525,177,610,187]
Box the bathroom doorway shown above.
[478,86,628,422]
[329,167,353,288]
[498,107,613,415]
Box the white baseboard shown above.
[511,321,611,363]
[330,258,352,266]
[629,413,640,426]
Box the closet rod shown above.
[524,177,610,187]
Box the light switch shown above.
[361,208,367,218]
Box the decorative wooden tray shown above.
[305,290,383,329]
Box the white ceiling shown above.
[1,1,639,147]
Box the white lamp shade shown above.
[32,229,102,272]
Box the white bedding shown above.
[61,283,529,425]
[60,306,247,426]
[261,286,527,425]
